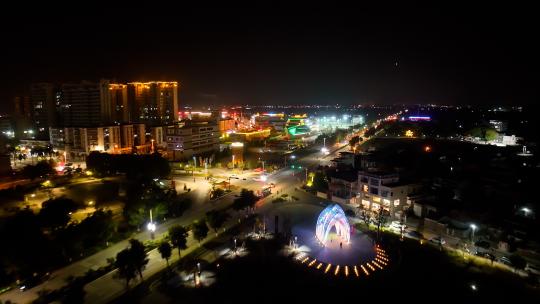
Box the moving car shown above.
[525,264,540,275]
[498,256,512,266]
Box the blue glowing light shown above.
[316,204,351,246]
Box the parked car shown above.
[429,236,446,245]
[475,252,495,260]
[405,230,424,240]
[525,264,540,275]
[389,221,406,233]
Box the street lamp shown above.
[470,224,477,243]
[147,209,156,239]
[197,262,201,275]
[521,207,531,217]
[233,238,237,252]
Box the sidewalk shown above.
[83,213,244,304]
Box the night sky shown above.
[1,4,538,111]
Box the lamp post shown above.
[147,209,156,239]
[151,139,155,153]
[470,224,477,244]
[234,238,237,252]
[521,207,531,217]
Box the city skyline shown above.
[1,4,539,112]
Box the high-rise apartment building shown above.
[108,83,129,124]
[127,82,179,126]
[30,83,59,139]
[59,80,111,127]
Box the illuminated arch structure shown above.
[316,204,351,246]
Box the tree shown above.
[128,239,148,280]
[169,225,189,258]
[158,241,172,267]
[73,209,115,251]
[210,188,225,199]
[192,220,209,244]
[311,172,328,192]
[359,210,371,229]
[39,197,79,229]
[375,209,389,241]
[206,210,230,235]
[115,248,137,289]
[510,254,527,271]
[22,160,54,180]
[232,188,258,211]
[348,135,360,150]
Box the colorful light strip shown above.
[361,265,369,276]
[325,264,332,273]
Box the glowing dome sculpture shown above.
[316,204,351,246]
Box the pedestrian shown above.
[340,242,342,249]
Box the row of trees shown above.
[117,208,231,287]
[86,152,170,180]
[0,200,116,284]
[21,160,55,180]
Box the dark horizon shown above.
[1,4,539,111]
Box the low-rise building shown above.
[50,124,146,155]
[166,122,220,160]
[229,129,271,142]
[328,169,358,205]
[358,170,421,218]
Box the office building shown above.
[166,122,220,160]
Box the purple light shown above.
[409,116,431,121]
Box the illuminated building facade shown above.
[358,170,419,218]
[316,204,351,246]
[127,82,179,126]
[229,129,271,142]
[108,83,129,124]
[166,122,220,160]
[231,142,244,165]
[50,124,145,155]
[253,113,286,131]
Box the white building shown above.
[357,170,421,218]
[166,122,220,160]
